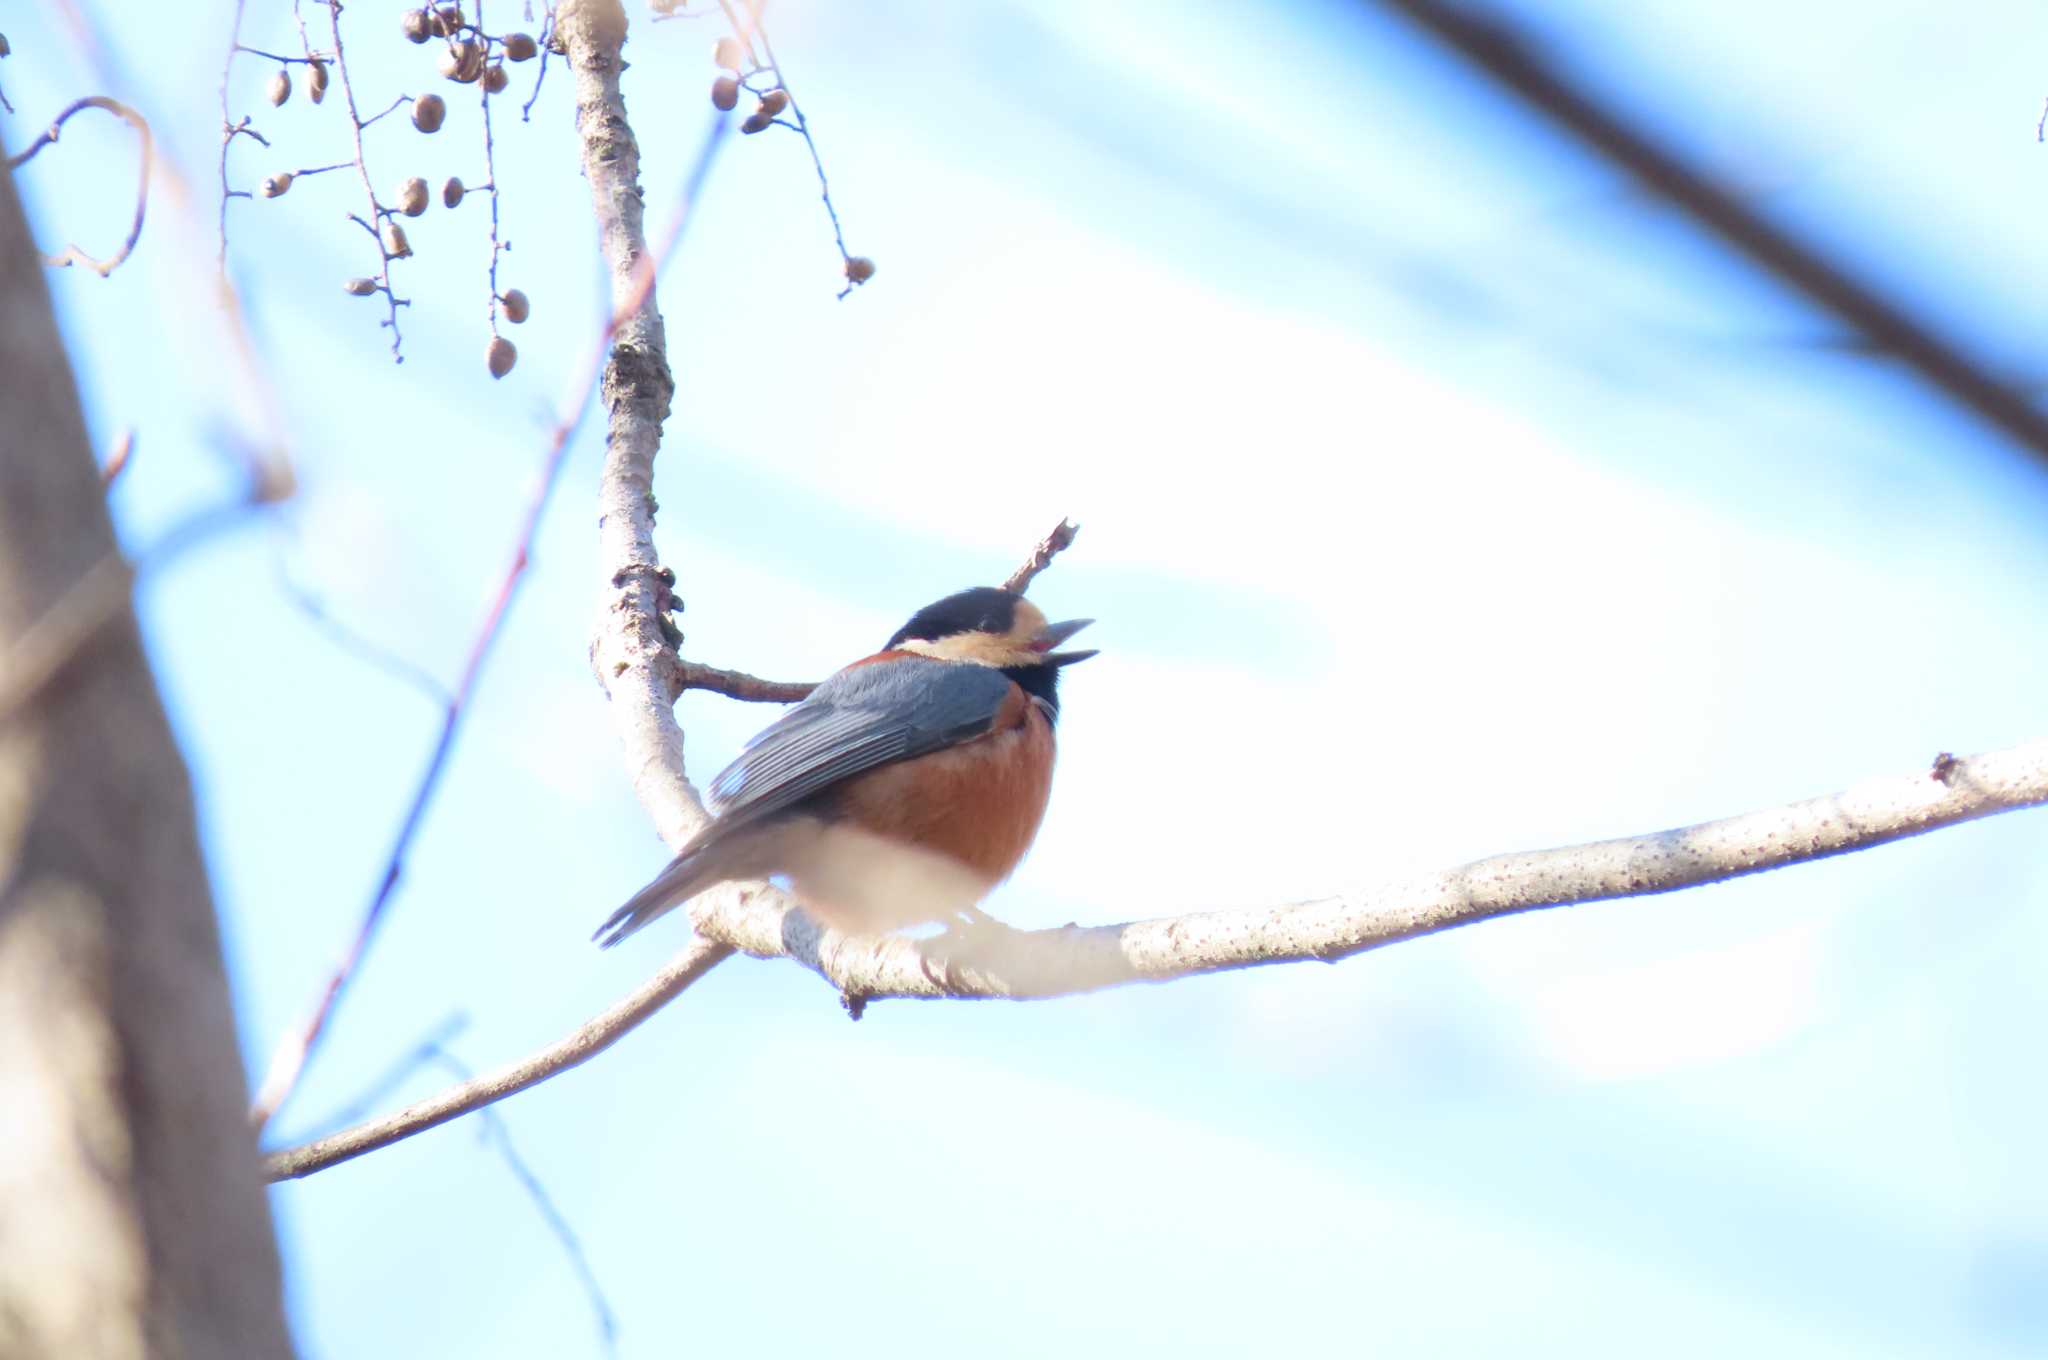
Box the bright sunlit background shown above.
[9,0,2048,1355]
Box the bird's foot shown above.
[917,909,1011,994]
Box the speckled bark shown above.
[558,0,717,853]
[0,145,292,1358]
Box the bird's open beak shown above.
[1033,618,1097,667]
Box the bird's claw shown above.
[917,909,1010,994]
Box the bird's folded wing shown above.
[706,656,1014,826]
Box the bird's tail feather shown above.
[592,832,750,949]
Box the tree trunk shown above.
[0,154,293,1356]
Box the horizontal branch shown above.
[260,737,2048,1179]
[692,739,2048,1002]
[676,659,813,704]
[262,935,731,1180]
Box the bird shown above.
[592,585,1096,948]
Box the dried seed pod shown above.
[546,31,566,56]
[502,32,537,62]
[381,221,412,259]
[711,75,739,111]
[740,109,772,135]
[402,9,432,43]
[442,176,466,208]
[412,93,447,132]
[439,38,484,83]
[0,33,11,58]
[396,177,429,217]
[344,277,378,296]
[267,69,291,107]
[759,89,789,117]
[487,336,517,379]
[435,4,464,34]
[483,63,508,95]
[304,58,329,103]
[500,289,530,324]
[844,256,876,284]
[713,37,745,71]
[260,172,294,199]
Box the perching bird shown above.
[592,586,1095,948]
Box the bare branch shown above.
[320,0,411,359]
[520,10,558,122]
[0,495,273,722]
[668,519,1077,704]
[692,740,2048,1004]
[246,381,586,1129]
[216,0,253,268]
[572,0,712,853]
[5,96,152,276]
[1377,0,2048,472]
[677,659,814,704]
[713,0,865,296]
[260,735,2048,1177]
[423,1045,620,1356]
[292,1012,472,1138]
[270,552,453,709]
[234,44,325,65]
[294,1010,621,1352]
[261,936,732,1179]
[248,42,732,1133]
[1000,517,1081,595]
[471,0,512,340]
[98,429,134,488]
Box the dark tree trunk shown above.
[0,152,293,1356]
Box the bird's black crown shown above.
[886,586,1022,648]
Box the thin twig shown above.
[218,0,253,268]
[246,112,734,1134]
[520,10,556,122]
[478,0,509,337]
[262,936,733,1178]
[100,429,135,489]
[0,493,274,722]
[236,44,324,65]
[271,550,453,709]
[357,94,414,130]
[289,1012,472,1140]
[676,660,813,703]
[713,0,862,295]
[669,518,1075,700]
[426,1046,620,1356]
[5,96,153,276]
[751,17,856,293]
[321,0,410,360]
[1000,517,1081,595]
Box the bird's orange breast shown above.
[829,682,1056,886]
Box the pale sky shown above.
[9,0,2048,1355]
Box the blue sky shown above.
[9,0,2048,1355]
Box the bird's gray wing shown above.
[704,656,1013,826]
